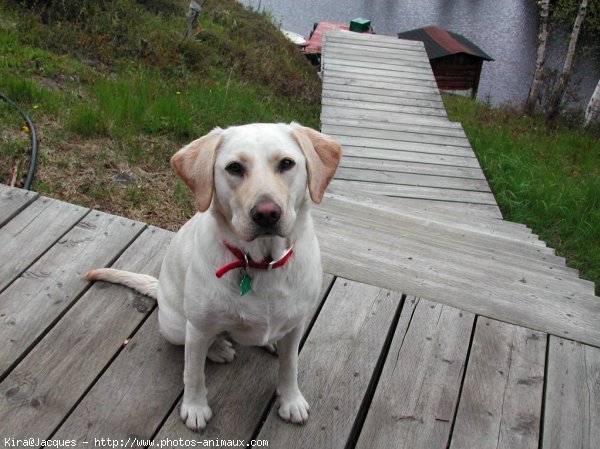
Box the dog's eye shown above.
[226,162,245,176]
[279,158,295,172]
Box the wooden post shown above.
[472,59,483,99]
[185,0,206,39]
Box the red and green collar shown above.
[215,241,295,296]
[215,241,295,278]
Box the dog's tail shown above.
[84,268,159,299]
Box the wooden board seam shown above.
[346,293,407,446]
[0,221,148,385]
[0,189,39,230]
[0,207,92,296]
[445,314,480,447]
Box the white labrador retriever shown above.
[85,122,341,432]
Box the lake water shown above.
[240,0,599,108]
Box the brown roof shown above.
[397,26,493,61]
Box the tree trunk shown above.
[524,0,550,115]
[185,0,205,39]
[546,0,589,120]
[584,78,600,125]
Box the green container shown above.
[349,18,371,33]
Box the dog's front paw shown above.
[207,336,236,363]
[277,390,309,424]
[180,400,213,432]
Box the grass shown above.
[0,0,321,227]
[444,95,600,294]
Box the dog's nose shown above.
[251,199,282,228]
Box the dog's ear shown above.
[171,127,223,212]
[291,123,342,203]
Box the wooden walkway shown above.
[0,31,598,448]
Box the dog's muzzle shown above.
[250,199,282,231]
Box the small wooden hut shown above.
[397,26,493,98]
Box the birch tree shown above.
[546,0,589,119]
[524,0,550,115]
[584,78,600,124]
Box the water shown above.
[240,0,599,108]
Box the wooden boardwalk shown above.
[0,31,598,448]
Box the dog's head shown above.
[171,123,341,241]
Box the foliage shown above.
[445,94,600,294]
[552,0,600,63]
[552,0,600,34]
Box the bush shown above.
[17,0,101,23]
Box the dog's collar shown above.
[215,241,295,279]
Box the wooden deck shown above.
[0,31,598,448]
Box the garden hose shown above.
[0,92,38,191]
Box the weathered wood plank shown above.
[542,337,600,449]
[0,185,38,229]
[312,196,600,346]
[323,82,443,102]
[326,33,425,49]
[319,193,557,266]
[335,166,491,192]
[321,116,465,138]
[323,89,444,109]
[51,310,183,444]
[324,73,443,95]
[338,156,486,180]
[321,104,458,127]
[330,179,497,205]
[324,56,435,76]
[318,197,582,285]
[323,189,539,245]
[352,195,504,219]
[324,45,432,66]
[340,146,482,168]
[154,274,336,440]
[325,32,425,50]
[154,347,277,442]
[0,196,88,293]
[323,62,437,83]
[450,319,546,449]
[332,135,473,157]
[323,46,428,65]
[254,280,403,448]
[323,97,446,117]
[324,123,471,148]
[327,30,425,45]
[322,68,439,89]
[0,226,171,439]
[356,297,475,449]
[0,211,146,377]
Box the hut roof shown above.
[397,26,493,61]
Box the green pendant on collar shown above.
[215,241,296,296]
[240,272,252,296]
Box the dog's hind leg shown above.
[263,343,277,355]
[157,303,186,345]
[207,334,236,363]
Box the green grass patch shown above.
[69,69,318,141]
[445,95,600,294]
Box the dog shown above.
[84,122,341,432]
